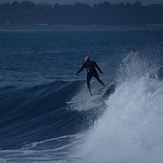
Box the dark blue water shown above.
[0,29,163,163]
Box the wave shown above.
[0,79,115,151]
[1,52,163,163]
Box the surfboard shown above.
[65,94,100,104]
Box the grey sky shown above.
[0,0,163,5]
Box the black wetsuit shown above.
[77,61,105,94]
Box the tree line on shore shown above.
[0,1,163,27]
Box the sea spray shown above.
[116,52,158,84]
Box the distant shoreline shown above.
[0,25,163,31]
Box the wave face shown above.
[0,80,115,163]
[0,29,163,163]
[0,80,94,148]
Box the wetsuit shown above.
[77,61,105,94]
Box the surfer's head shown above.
[85,56,90,62]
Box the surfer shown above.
[74,56,105,95]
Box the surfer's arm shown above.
[74,64,85,74]
[95,62,103,73]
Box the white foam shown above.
[70,53,163,163]
[69,82,104,111]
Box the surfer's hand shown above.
[74,72,77,74]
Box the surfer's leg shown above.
[87,74,92,95]
[94,73,105,86]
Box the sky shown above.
[0,0,163,5]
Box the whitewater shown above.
[70,53,163,163]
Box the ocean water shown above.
[0,29,163,163]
